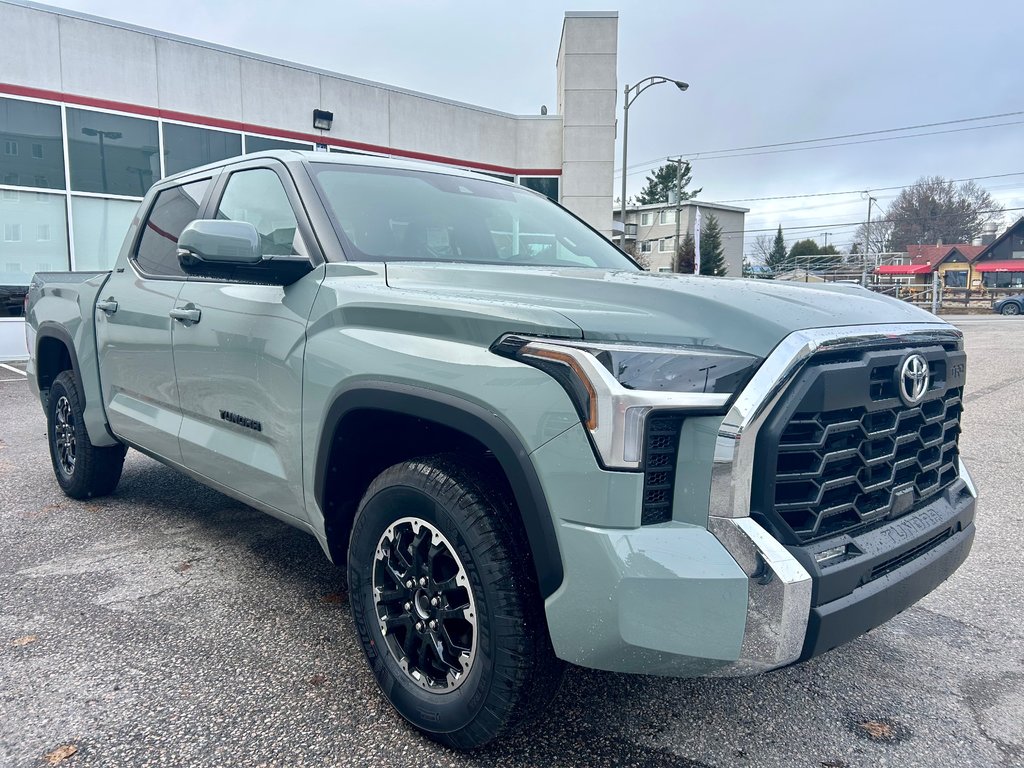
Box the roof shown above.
[615,200,750,215]
[974,216,1024,262]
[974,260,1024,272]
[903,244,985,266]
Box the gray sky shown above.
[45,0,1024,254]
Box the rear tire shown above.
[348,455,563,749]
[1001,302,1021,316]
[46,370,126,499]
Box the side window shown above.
[215,168,307,257]
[134,179,210,277]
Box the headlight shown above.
[492,334,761,469]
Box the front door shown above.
[171,163,322,521]
[95,177,213,462]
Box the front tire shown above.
[348,455,563,749]
[1001,302,1021,316]
[46,370,126,499]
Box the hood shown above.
[384,263,947,357]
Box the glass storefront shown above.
[0,189,69,314]
[245,135,313,153]
[66,107,161,197]
[70,196,140,271]
[164,123,242,177]
[0,98,65,190]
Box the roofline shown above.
[3,0,561,122]
[615,200,750,214]
[557,11,618,64]
[974,215,1024,261]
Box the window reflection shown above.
[0,190,68,286]
[163,123,242,176]
[0,97,65,190]
[66,108,160,196]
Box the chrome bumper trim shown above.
[706,322,963,674]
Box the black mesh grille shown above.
[641,414,684,525]
[765,346,964,544]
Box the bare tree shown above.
[750,233,774,263]
[852,218,896,254]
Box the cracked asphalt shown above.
[1,316,1022,768]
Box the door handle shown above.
[96,299,118,314]
[169,306,202,325]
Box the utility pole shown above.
[673,157,683,272]
[863,193,877,290]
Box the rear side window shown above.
[134,179,210,277]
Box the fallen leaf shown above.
[309,673,327,687]
[858,720,895,741]
[173,562,192,574]
[44,744,78,763]
[11,635,38,647]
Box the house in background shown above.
[972,216,1024,291]
[874,244,983,289]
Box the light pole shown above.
[619,76,689,248]
[861,192,878,287]
[81,127,122,194]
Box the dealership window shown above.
[134,179,210,277]
[518,176,559,202]
[0,97,65,190]
[944,270,968,288]
[0,190,69,285]
[71,197,140,272]
[66,108,160,196]
[163,123,242,177]
[245,135,313,153]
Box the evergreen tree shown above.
[637,162,702,205]
[699,212,727,276]
[675,232,696,273]
[789,238,841,271]
[766,225,787,277]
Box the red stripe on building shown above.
[0,82,561,178]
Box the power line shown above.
[614,109,1024,179]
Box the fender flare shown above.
[314,382,564,599]
[35,323,85,406]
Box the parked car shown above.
[24,151,977,749]
[993,294,1024,315]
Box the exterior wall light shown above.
[313,109,334,131]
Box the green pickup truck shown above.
[25,151,977,749]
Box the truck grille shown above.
[758,345,964,544]
[641,414,684,525]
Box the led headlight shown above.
[492,335,761,470]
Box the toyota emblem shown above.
[898,353,930,406]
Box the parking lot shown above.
[1,316,1022,768]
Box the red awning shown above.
[875,264,932,275]
[974,260,1024,272]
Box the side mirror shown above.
[177,219,314,286]
[177,219,262,267]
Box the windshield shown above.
[313,164,637,270]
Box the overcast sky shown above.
[43,0,1024,254]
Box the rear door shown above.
[95,176,214,462]
[171,160,323,521]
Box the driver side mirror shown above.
[177,219,313,285]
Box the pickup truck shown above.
[25,150,977,749]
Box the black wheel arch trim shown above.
[314,382,564,599]
[35,323,86,408]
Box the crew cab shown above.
[25,151,977,749]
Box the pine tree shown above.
[698,212,727,276]
[637,162,702,205]
[675,232,696,273]
[765,225,787,277]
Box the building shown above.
[972,217,1024,291]
[875,244,984,288]
[612,200,747,275]
[0,1,619,358]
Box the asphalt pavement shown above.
[1,316,1022,767]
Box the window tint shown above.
[71,197,139,271]
[163,123,242,177]
[0,97,65,190]
[215,168,304,256]
[135,179,210,277]
[518,176,559,202]
[66,108,160,196]
[0,190,68,287]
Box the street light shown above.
[619,76,689,248]
[81,127,122,194]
